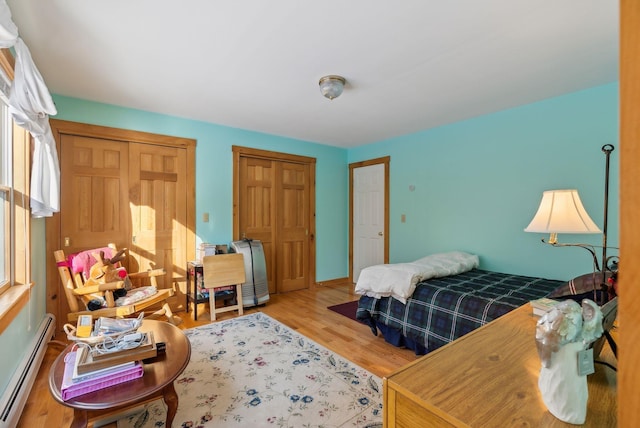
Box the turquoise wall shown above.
[51,82,620,283]
[349,83,619,281]
[0,81,619,399]
[50,95,350,282]
[0,218,47,394]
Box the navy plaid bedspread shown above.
[356,269,563,354]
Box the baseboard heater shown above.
[0,313,56,428]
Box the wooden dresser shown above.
[383,304,617,427]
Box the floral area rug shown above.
[117,312,383,428]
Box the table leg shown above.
[194,279,199,320]
[71,409,88,428]
[186,266,191,315]
[163,382,179,427]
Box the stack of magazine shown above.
[60,351,143,400]
[529,297,560,317]
[61,319,157,400]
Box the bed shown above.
[355,253,564,355]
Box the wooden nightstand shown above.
[383,304,617,427]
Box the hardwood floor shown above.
[18,283,417,427]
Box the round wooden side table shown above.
[48,320,191,428]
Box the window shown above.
[0,48,31,332]
[0,95,30,293]
[0,97,11,295]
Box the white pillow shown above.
[412,251,479,275]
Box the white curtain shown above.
[0,1,59,217]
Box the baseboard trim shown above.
[315,277,350,288]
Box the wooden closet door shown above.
[57,135,131,320]
[277,161,310,292]
[238,156,277,294]
[59,134,130,252]
[235,147,315,294]
[129,143,188,293]
[47,119,196,327]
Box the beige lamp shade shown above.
[525,189,601,243]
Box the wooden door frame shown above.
[349,156,390,283]
[46,119,197,317]
[232,145,317,288]
[620,0,639,423]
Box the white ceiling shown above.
[7,1,618,148]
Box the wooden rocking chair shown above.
[55,243,181,325]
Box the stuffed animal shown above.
[84,249,132,310]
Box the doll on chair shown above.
[84,248,132,310]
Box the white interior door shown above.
[353,163,385,281]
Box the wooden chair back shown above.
[54,244,124,312]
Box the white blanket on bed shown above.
[354,251,479,304]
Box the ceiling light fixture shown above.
[319,75,346,100]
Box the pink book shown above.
[60,350,144,401]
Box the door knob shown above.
[378,232,383,236]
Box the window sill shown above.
[0,284,32,335]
